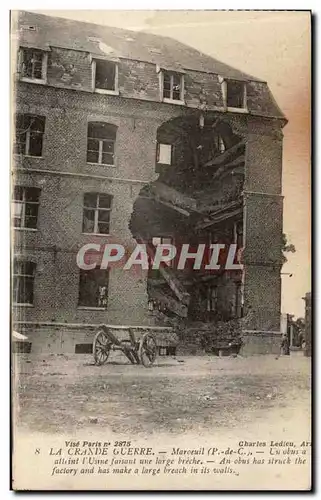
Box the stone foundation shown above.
[13,324,284,356]
[12,322,177,355]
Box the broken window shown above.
[162,71,183,101]
[14,114,45,157]
[94,60,117,92]
[20,48,46,80]
[13,259,36,305]
[87,122,116,165]
[156,143,172,165]
[82,192,113,234]
[12,186,41,229]
[78,268,109,308]
[226,80,246,109]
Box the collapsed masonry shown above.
[130,113,246,352]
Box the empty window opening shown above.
[82,192,113,235]
[78,268,109,308]
[87,122,116,165]
[94,60,117,91]
[12,186,41,229]
[20,48,45,80]
[13,259,36,305]
[14,114,45,157]
[163,71,183,101]
[226,80,246,109]
[156,143,172,165]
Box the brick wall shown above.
[13,86,187,332]
[184,70,223,108]
[12,56,285,351]
[242,117,284,331]
[47,47,93,90]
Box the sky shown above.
[35,10,311,318]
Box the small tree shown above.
[281,233,296,264]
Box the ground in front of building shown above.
[13,351,311,437]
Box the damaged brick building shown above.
[12,11,287,355]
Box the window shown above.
[13,259,36,305]
[14,114,45,157]
[20,48,47,81]
[225,80,246,109]
[207,286,218,312]
[162,71,184,102]
[78,268,109,308]
[156,143,172,165]
[82,192,113,234]
[87,122,116,165]
[12,186,41,229]
[93,59,118,93]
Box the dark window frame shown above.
[162,71,184,102]
[93,59,119,94]
[12,186,41,230]
[13,259,36,305]
[14,114,45,157]
[20,48,47,81]
[78,268,109,308]
[87,122,117,166]
[224,79,247,110]
[207,285,218,313]
[82,192,113,235]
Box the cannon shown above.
[93,325,157,367]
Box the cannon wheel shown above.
[93,329,112,365]
[138,332,157,367]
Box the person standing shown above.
[280,333,290,355]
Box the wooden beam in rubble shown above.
[204,139,246,168]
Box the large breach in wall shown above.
[129,112,245,328]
